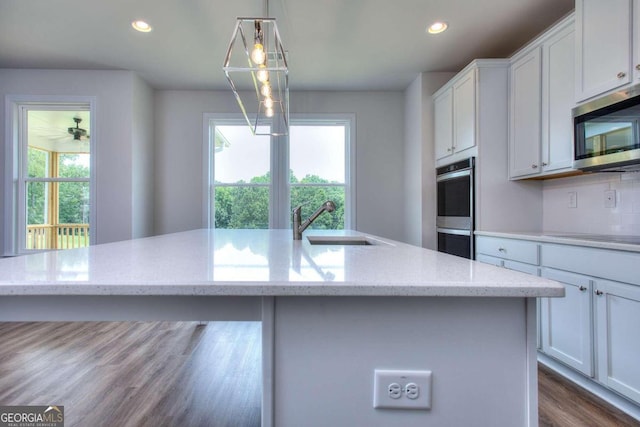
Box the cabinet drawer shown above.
[504,260,539,276]
[476,236,539,265]
[542,244,640,286]
[476,254,504,267]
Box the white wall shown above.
[131,74,155,238]
[153,90,407,241]
[0,69,153,255]
[403,72,456,248]
[543,172,640,235]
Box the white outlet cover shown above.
[604,189,616,208]
[373,369,432,410]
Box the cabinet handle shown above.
[579,286,587,292]
[595,290,603,296]
[531,164,538,169]
[498,247,506,252]
[636,64,640,71]
[542,162,548,167]
[447,147,452,152]
[617,72,626,79]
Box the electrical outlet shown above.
[373,369,432,410]
[604,190,616,208]
[568,191,577,208]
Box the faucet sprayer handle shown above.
[323,201,336,212]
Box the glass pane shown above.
[290,186,345,230]
[214,125,271,184]
[215,186,270,229]
[27,147,49,178]
[27,182,48,225]
[58,182,91,224]
[26,182,49,250]
[290,125,345,184]
[58,153,90,178]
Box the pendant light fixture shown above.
[223,0,289,136]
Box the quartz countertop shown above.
[475,230,640,253]
[0,229,564,297]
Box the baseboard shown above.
[538,352,640,422]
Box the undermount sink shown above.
[307,236,376,246]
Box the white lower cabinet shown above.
[476,234,640,408]
[540,268,593,377]
[594,279,640,403]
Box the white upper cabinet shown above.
[434,87,454,160]
[542,23,576,172]
[510,48,542,178]
[509,15,576,179]
[452,70,476,154]
[434,67,476,161]
[575,0,633,102]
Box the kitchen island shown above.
[0,229,564,426]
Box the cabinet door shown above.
[540,268,593,377]
[452,69,476,153]
[434,88,453,160]
[575,0,632,101]
[594,279,640,404]
[509,48,542,178]
[542,23,575,173]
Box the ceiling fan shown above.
[67,116,89,141]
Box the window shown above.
[206,115,354,230]
[4,98,95,255]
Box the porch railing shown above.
[27,224,90,250]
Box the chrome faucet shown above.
[292,201,336,240]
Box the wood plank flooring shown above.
[1,321,638,426]
[0,322,261,427]
[538,363,640,427]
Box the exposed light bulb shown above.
[264,97,274,109]
[265,107,274,118]
[261,82,272,97]
[257,65,269,83]
[251,43,266,65]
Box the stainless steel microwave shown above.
[573,84,640,172]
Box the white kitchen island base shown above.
[270,296,538,427]
[0,295,539,426]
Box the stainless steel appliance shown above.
[436,157,475,259]
[573,84,640,172]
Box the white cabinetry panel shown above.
[434,88,454,160]
[509,48,542,178]
[542,24,575,172]
[595,279,640,403]
[475,236,539,265]
[509,15,575,179]
[452,70,476,154]
[540,268,593,376]
[575,0,633,101]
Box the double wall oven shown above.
[436,157,475,259]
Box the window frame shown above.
[203,113,356,230]
[3,96,97,255]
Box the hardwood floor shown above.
[0,322,261,427]
[538,363,640,427]
[1,321,638,426]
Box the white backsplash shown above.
[543,172,640,236]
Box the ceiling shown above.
[0,0,574,91]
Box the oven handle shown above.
[436,168,471,182]
[437,228,472,236]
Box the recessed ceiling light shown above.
[132,20,152,33]
[427,21,448,34]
